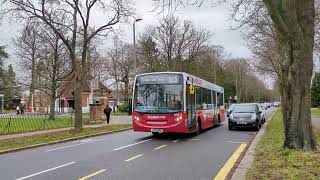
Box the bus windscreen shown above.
[134,74,183,113]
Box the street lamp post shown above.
[133,18,143,74]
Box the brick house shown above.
[57,79,112,113]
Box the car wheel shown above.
[228,124,233,130]
[255,122,261,131]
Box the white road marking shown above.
[172,139,180,143]
[154,144,167,150]
[16,162,75,180]
[45,139,105,152]
[125,154,144,162]
[112,139,153,151]
[78,169,107,180]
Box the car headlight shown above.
[229,114,234,120]
[251,114,257,120]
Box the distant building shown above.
[57,79,112,113]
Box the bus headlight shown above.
[174,115,183,123]
[133,114,140,121]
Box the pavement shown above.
[0,110,274,180]
[311,117,320,129]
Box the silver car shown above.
[228,103,263,131]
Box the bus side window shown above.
[217,93,221,109]
[201,88,208,110]
[217,93,224,108]
[220,93,224,107]
[212,90,217,109]
[196,87,202,110]
[207,89,212,109]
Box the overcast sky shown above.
[0,0,252,69]
[130,0,251,58]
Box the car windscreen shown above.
[228,104,235,110]
[233,105,256,113]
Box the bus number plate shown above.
[151,128,163,133]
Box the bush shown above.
[118,102,129,112]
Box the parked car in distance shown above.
[227,104,236,117]
[273,101,281,107]
[258,103,266,124]
[228,103,263,131]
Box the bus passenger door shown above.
[187,84,196,130]
[212,90,218,124]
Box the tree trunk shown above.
[279,37,317,150]
[263,0,317,151]
[124,76,129,102]
[70,1,83,130]
[49,37,59,120]
[49,94,55,120]
[74,71,83,130]
[28,33,37,111]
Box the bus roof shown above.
[135,72,224,93]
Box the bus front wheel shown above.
[196,120,201,135]
[152,132,160,136]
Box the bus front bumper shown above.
[133,119,189,133]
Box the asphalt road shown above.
[0,109,274,180]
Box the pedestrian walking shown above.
[20,104,25,115]
[104,105,112,124]
[16,106,20,115]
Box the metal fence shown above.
[0,113,74,135]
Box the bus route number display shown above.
[138,74,181,84]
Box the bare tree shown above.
[5,0,134,129]
[153,0,318,150]
[106,38,134,102]
[36,24,72,120]
[224,58,250,103]
[138,15,212,72]
[13,22,38,111]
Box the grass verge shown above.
[0,124,132,152]
[246,110,320,180]
[0,117,74,134]
[311,108,320,118]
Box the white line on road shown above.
[16,162,75,180]
[78,169,107,180]
[45,139,105,152]
[112,138,153,151]
[125,154,144,162]
[154,144,167,150]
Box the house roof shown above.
[60,77,112,99]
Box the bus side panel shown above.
[203,110,215,129]
[196,110,215,130]
[219,109,226,123]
